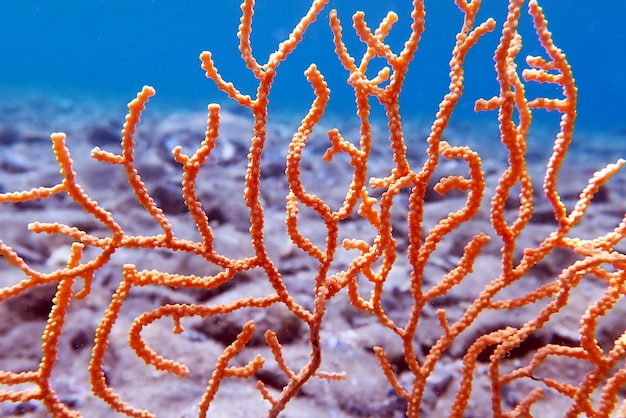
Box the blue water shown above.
[0,0,623,133]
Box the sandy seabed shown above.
[0,93,625,417]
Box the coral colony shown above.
[1,0,625,417]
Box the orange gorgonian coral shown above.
[0,0,625,417]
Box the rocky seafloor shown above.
[0,93,625,417]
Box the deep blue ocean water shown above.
[0,1,624,135]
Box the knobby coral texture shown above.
[0,0,625,417]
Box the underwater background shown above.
[0,3,625,416]
[0,0,623,134]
